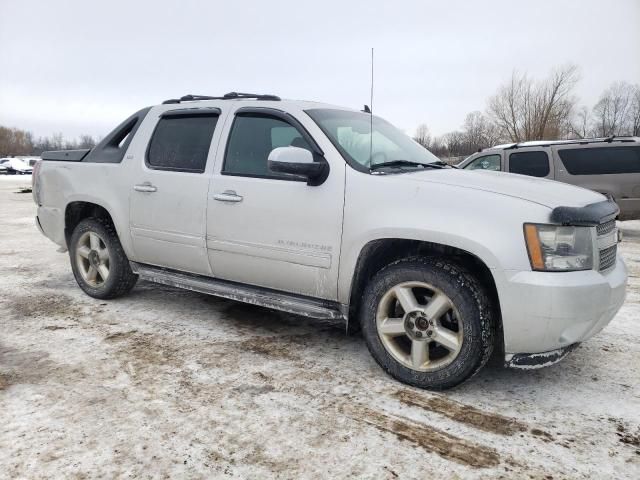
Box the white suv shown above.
[33,92,627,389]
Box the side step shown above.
[131,262,346,321]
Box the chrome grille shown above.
[598,244,617,271]
[596,219,616,236]
[596,219,617,272]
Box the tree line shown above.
[414,65,640,159]
[0,128,98,158]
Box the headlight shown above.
[524,224,593,271]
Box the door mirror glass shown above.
[268,146,327,185]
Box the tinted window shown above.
[465,154,501,171]
[147,115,218,172]
[509,151,550,177]
[223,114,311,178]
[559,146,640,175]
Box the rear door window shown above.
[147,114,218,173]
[558,146,640,175]
[465,154,501,171]
[508,151,550,177]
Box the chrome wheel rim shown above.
[376,281,463,372]
[76,231,110,287]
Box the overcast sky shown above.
[1,0,639,140]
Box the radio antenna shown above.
[369,47,374,167]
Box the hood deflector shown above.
[550,198,619,226]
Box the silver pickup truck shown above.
[33,92,627,390]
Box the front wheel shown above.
[69,217,138,299]
[360,257,495,390]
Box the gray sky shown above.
[1,0,639,140]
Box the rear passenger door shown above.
[554,144,640,204]
[128,108,222,275]
[506,149,553,179]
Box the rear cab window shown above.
[508,150,551,178]
[557,146,640,175]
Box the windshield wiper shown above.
[430,160,458,169]
[369,160,446,171]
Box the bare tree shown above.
[442,131,465,157]
[461,111,503,152]
[428,136,448,158]
[1,126,102,156]
[78,134,97,149]
[50,132,64,151]
[628,84,640,136]
[570,105,592,138]
[461,111,485,151]
[0,126,34,157]
[592,81,636,136]
[413,123,432,148]
[488,65,579,142]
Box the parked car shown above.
[0,158,33,175]
[32,92,626,390]
[0,163,7,175]
[22,157,41,167]
[459,137,640,220]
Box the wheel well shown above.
[348,239,503,351]
[64,202,114,247]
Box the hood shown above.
[398,168,603,208]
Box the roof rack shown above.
[162,92,281,104]
[497,136,639,150]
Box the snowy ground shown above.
[0,175,638,479]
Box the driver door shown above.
[206,107,345,300]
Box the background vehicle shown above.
[459,137,640,220]
[0,157,33,175]
[0,163,7,175]
[19,157,41,167]
[32,93,627,390]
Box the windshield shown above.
[305,108,441,171]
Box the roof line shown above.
[484,136,639,151]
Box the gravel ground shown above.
[1,175,639,479]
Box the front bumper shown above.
[498,257,627,357]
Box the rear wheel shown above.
[69,218,137,299]
[360,257,494,390]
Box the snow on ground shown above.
[0,175,638,479]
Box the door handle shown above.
[134,182,157,193]
[213,190,243,203]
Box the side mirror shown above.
[268,146,329,186]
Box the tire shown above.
[69,217,138,299]
[359,256,494,390]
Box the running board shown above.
[131,262,346,321]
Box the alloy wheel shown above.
[375,281,463,371]
[75,231,110,287]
